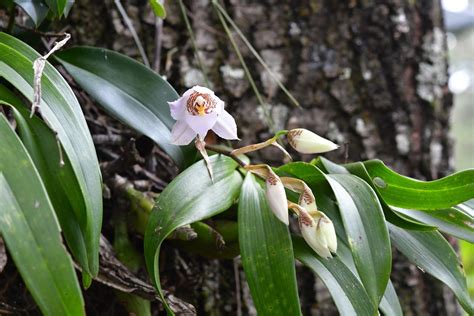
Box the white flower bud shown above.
[298,184,318,214]
[298,210,337,259]
[287,128,339,154]
[265,169,289,225]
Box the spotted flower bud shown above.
[265,169,289,225]
[298,184,318,214]
[168,86,238,145]
[287,128,338,154]
[298,210,337,259]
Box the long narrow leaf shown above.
[239,173,301,315]
[55,47,184,167]
[293,238,376,316]
[44,0,67,16]
[14,0,49,26]
[0,33,102,276]
[144,155,242,314]
[363,159,474,210]
[11,105,90,273]
[389,224,474,313]
[394,207,474,243]
[277,162,401,313]
[325,174,391,306]
[318,158,433,230]
[0,114,84,316]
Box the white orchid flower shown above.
[287,128,338,154]
[298,210,337,259]
[168,86,238,145]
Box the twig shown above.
[177,0,210,86]
[212,0,300,108]
[15,24,67,37]
[114,0,150,68]
[31,33,71,117]
[214,5,275,132]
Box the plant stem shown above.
[15,24,67,37]
[204,144,248,167]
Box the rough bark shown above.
[1,0,458,315]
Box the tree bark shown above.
[60,0,457,314]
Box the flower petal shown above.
[184,110,219,139]
[212,110,239,140]
[170,120,197,145]
[168,100,185,120]
[168,88,195,120]
[192,85,215,95]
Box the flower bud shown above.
[287,128,338,154]
[265,169,289,225]
[298,184,318,214]
[298,210,337,258]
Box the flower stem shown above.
[204,144,248,168]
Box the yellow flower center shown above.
[186,92,216,116]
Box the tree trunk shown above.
[60,0,457,314]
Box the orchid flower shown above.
[168,86,239,145]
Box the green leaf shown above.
[336,241,402,316]
[0,83,24,107]
[44,0,66,16]
[0,114,84,316]
[0,32,103,277]
[325,174,391,306]
[11,104,90,275]
[14,0,49,26]
[149,0,166,18]
[276,162,401,314]
[389,224,474,314]
[379,281,403,316]
[55,46,184,167]
[394,207,474,243]
[362,159,474,210]
[343,161,434,231]
[293,237,376,316]
[144,155,242,315]
[64,0,73,16]
[239,173,301,315]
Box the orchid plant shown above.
[135,86,473,315]
[1,31,473,316]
